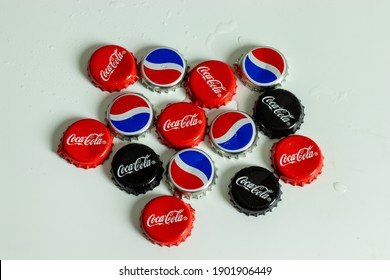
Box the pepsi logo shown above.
[169,149,214,192]
[242,47,286,86]
[210,111,256,154]
[108,93,153,136]
[141,47,186,87]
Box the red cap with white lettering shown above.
[184,60,237,109]
[271,135,324,186]
[156,102,207,149]
[57,119,113,169]
[141,196,195,247]
[88,45,139,92]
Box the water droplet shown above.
[206,20,237,50]
[109,1,126,8]
[333,182,347,193]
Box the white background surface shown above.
[1,0,389,260]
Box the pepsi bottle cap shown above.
[209,110,258,158]
[234,46,287,92]
[57,119,113,169]
[166,148,216,199]
[156,102,207,149]
[184,60,237,108]
[106,93,154,141]
[111,143,163,195]
[229,166,282,216]
[271,135,324,186]
[139,47,187,92]
[88,45,138,92]
[141,196,195,247]
[253,88,304,138]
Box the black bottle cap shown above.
[253,88,304,138]
[229,166,282,216]
[111,143,163,195]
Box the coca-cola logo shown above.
[262,96,295,125]
[235,176,274,201]
[100,49,126,82]
[280,146,319,166]
[146,209,188,227]
[117,155,155,178]
[163,113,202,132]
[196,66,226,97]
[66,133,107,146]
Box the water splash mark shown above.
[163,10,173,26]
[333,182,347,193]
[206,20,237,50]
[109,1,126,8]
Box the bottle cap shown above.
[271,135,324,186]
[88,45,138,92]
[253,88,304,138]
[229,166,282,216]
[106,93,154,141]
[156,102,207,149]
[184,60,237,108]
[166,148,216,199]
[139,47,187,92]
[111,143,163,195]
[141,196,195,247]
[234,46,287,91]
[57,119,113,168]
[209,110,258,158]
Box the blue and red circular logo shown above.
[168,148,215,192]
[141,47,186,87]
[107,93,153,137]
[210,111,256,154]
[242,47,287,87]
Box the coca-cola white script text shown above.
[196,66,226,95]
[117,155,153,178]
[262,96,295,123]
[163,113,201,131]
[279,146,318,166]
[236,176,274,200]
[146,209,187,227]
[100,49,125,82]
[66,133,105,146]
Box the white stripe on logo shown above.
[247,52,282,78]
[173,155,209,187]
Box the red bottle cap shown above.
[141,196,195,247]
[88,45,138,92]
[271,135,324,186]
[184,60,237,108]
[57,119,113,169]
[156,102,207,149]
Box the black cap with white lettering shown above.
[229,166,282,216]
[253,88,304,139]
[111,143,163,195]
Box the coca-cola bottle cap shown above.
[253,88,304,138]
[229,166,282,216]
[166,148,216,199]
[209,110,258,158]
[57,119,113,169]
[184,60,237,109]
[106,93,154,141]
[141,196,195,247]
[156,102,207,149]
[234,46,287,92]
[88,45,138,92]
[271,135,324,186]
[139,47,187,93]
[111,143,163,195]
